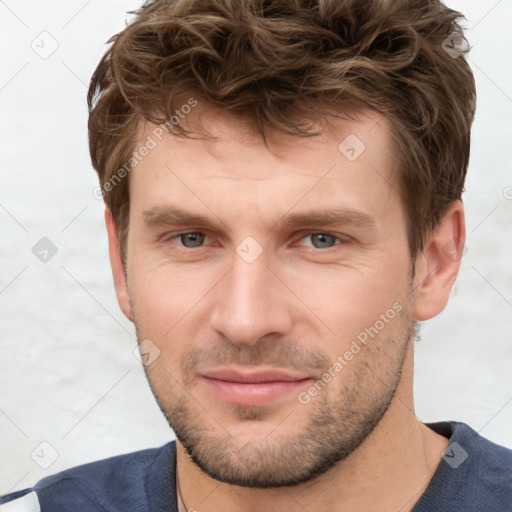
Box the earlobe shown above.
[413,201,466,322]
[105,207,133,321]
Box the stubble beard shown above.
[135,302,415,488]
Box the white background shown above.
[1,0,511,495]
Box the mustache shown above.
[182,337,330,377]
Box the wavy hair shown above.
[88,0,476,261]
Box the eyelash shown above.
[162,231,351,250]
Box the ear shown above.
[105,207,133,321]
[413,200,465,321]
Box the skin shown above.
[106,105,465,512]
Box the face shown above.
[121,109,418,487]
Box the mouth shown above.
[198,367,313,408]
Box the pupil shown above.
[311,233,335,249]
[182,233,205,247]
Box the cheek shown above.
[127,237,412,357]
[128,256,218,336]
[283,262,409,342]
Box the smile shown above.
[198,367,312,407]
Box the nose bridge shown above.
[210,248,292,345]
[230,255,268,317]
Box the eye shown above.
[176,232,206,248]
[299,233,343,249]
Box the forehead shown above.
[128,106,400,226]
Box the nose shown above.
[209,249,294,346]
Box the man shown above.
[1,0,510,510]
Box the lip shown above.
[198,367,312,407]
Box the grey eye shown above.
[180,232,205,247]
[310,233,337,249]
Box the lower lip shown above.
[201,377,311,407]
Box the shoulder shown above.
[414,421,512,512]
[0,442,177,512]
[431,421,512,477]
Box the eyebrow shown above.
[142,205,376,231]
[143,206,219,229]
[275,209,376,230]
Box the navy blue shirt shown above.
[1,422,511,511]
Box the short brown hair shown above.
[88,0,476,261]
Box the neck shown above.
[175,346,448,512]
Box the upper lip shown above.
[199,367,310,384]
